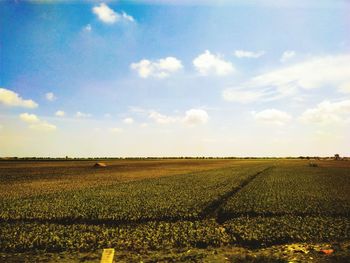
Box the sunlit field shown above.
[2,0,350,262]
[1,158,349,262]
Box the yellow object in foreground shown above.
[100,248,115,263]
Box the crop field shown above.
[0,159,350,262]
[0,159,242,198]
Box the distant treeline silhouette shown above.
[0,155,348,161]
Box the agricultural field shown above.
[0,158,350,262]
[0,159,243,198]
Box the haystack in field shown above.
[93,162,107,168]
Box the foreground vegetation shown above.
[1,216,349,253]
[0,159,349,262]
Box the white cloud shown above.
[223,54,350,103]
[148,108,209,126]
[0,88,38,108]
[338,82,350,94]
[92,3,134,24]
[55,110,65,117]
[123,117,134,124]
[29,122,56,132]
[157,57,183,73]
[92,3,117,24]
[183,109,209,126]
[252,54,350,91]
[222,89,264,103]
[193,50,235,76]
[110,127,123,133]
[149,111,178,124]
[45,92,56,101]
[130,57,183,78]
[234,50,265,58]
[121,11,135,22]
[299,100,350,125]
[19,113,56,131]
[253,109,292,125]
[280,50,296,62]
[84,24,92,32]
[76,111,91,118]
[131,60,152,78]
[19,113,40,124]
[129,106,148,113]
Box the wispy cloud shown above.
[123,117,134,124]
[338,82,350,94]
[121,11,135,22]
[252,54,350,91]
[55,110,65,117]
[149,111,178,124]
[83,24,92,32]
[29,122,57,132]
[193,50,235,76]
[234,50,265,58]
[75,111,92,118]
[123,1,349,8]
[148,108,208,126]
[253,109,292,125]
[130,57,183,78]
[280,50,296,62]
[299,100,350,125]
[183,109,208,126]
[19,113,56,132]
[109,127,123,133]
[19,113,40,123]
[222,89,264,103]
[223,54,350,103]
[92,3,135,24]
[0,88,38,108]
[45,92,56,101]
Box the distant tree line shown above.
[0,154,348,161]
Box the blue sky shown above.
[1,0,350,157]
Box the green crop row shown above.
[0,220,226,252]
[1,215,349,252]
[221,165,350,218]
[0,165,268,222]
[224,215,350,247]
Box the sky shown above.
[0,0,350,157]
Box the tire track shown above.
[200,166,274,222]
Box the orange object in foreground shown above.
[320,249,334,255]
